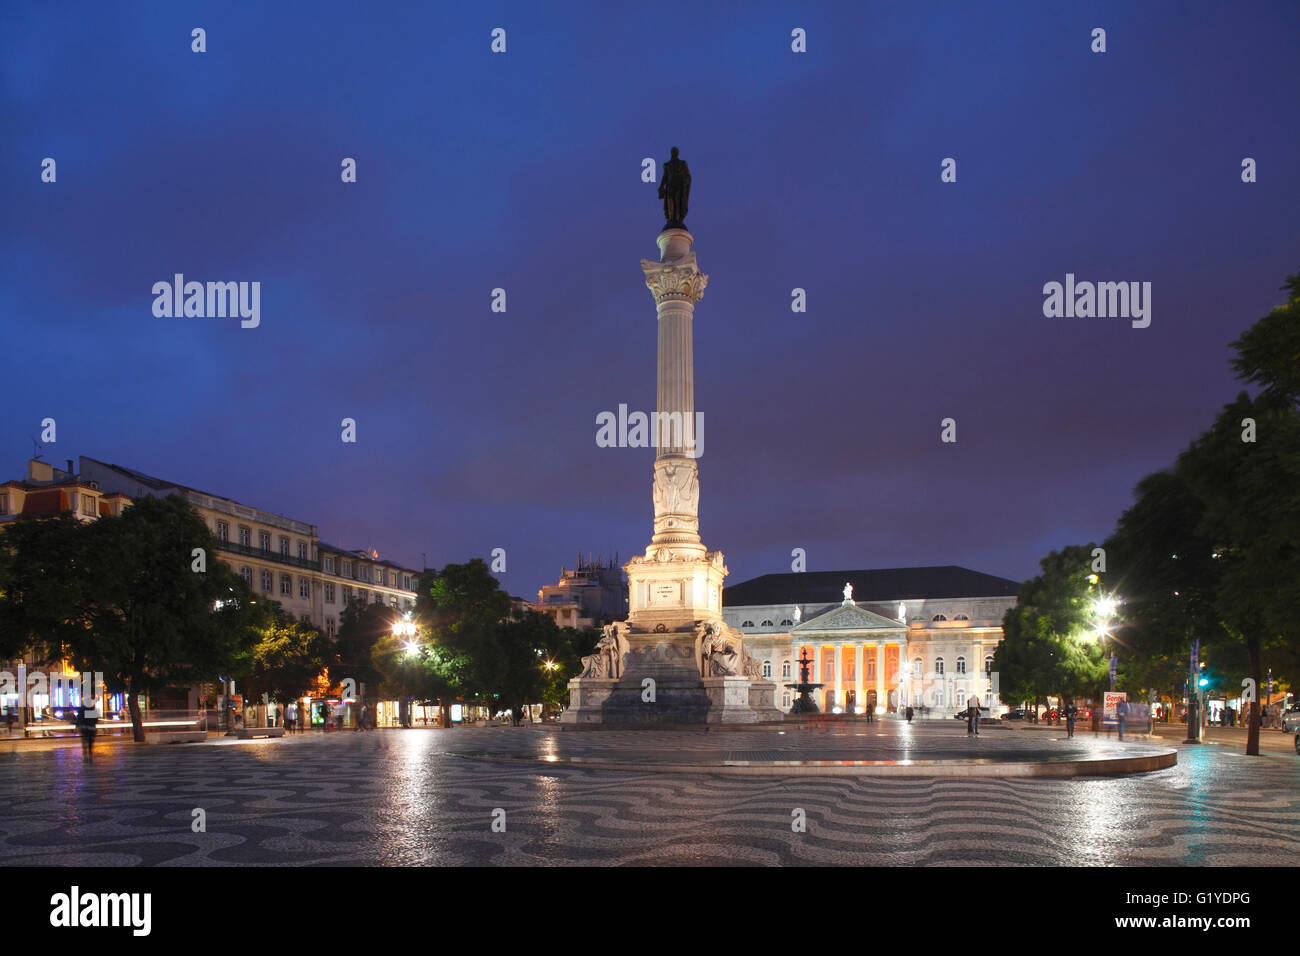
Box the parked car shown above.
[954,707,992,720]
[1280,704,1300,734]
[1000,708,1027,721]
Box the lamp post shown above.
[393,613,418,728]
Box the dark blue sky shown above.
[3,1,1298,599]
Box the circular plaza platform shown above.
[454,719,1176,778]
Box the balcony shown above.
[213,538,320,572]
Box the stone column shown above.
[834,644,843,710]
[876,643,886,706]
[854,644,864,713]
[813,645,822,686]
[641,229,708,559]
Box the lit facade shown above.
[722,566,1019,715]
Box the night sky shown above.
[3,1,1298,600]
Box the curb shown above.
[453,747,1177,778]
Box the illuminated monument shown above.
[562,148,780,724]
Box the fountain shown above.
[784,649,824,714]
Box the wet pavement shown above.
[0,724,1295,865]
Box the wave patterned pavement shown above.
[0,727,1295,866]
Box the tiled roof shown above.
[723,566,1021,607]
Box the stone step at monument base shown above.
[562,675,782,725]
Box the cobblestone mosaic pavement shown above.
[0,725,1295,866]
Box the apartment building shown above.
[77,457,421,632]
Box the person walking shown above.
[905,705,914,723]
[1065,702,1077,738]
[77,702,99,763]
[1116,697,1129,740]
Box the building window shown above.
[259,531,271,552]
[762,660,772,678]
[760,619,773,627]
[357,589,367,604]
[82,496,98,517]
[935,688,945,707]
[390,596,399,609]
[741,620,754,628]
[403,574,412,590]
[782,693,792,709]
[985,656,994,675]
[260,570,273,593]
[279,536,289,556]
[782,660,791,679]
[935,657,945,676]
[343,585,353,602]
[325,583,336,604]
[325,556,336,574]
[298,541,308,561]
[326,617,336,637]
[780,619,792,626]
[955,614,969,621]
[0,494,8,515]
[933,614,947,621]
[215,520,229,541]
[239,525,251,546]
[240,567,253,586]
[342,560,352,578]
[913,658,923,680]
[299,577,310,599]
[280,574,291,596]
[956,657,967,675]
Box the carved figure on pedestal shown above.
[653,461,699,516]
[578,651,609,679]
[600,623,630,680]
[579,625,628,680]
[694,621,744,677]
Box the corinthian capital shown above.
[642,252,709,303]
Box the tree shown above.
[0,514,89,663]
[993,545,1108,715]
[240,611,331,706]
[417,560,511,718]
[488,610,566,725]
[1104,469,1221,708]
[70,495,263,741]
[371,633,468,726]
[1105,268,1300,754]
[1229,269,1300,406]
[333,599,389,700]
[1174,391,1300,753]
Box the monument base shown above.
[560,618,782,725]
[562,674,781,725]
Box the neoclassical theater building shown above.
[721,566,1019,716]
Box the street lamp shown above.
[392,613,419,727]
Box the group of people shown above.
[277,701,378,733]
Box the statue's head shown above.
[670,146,679,158]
